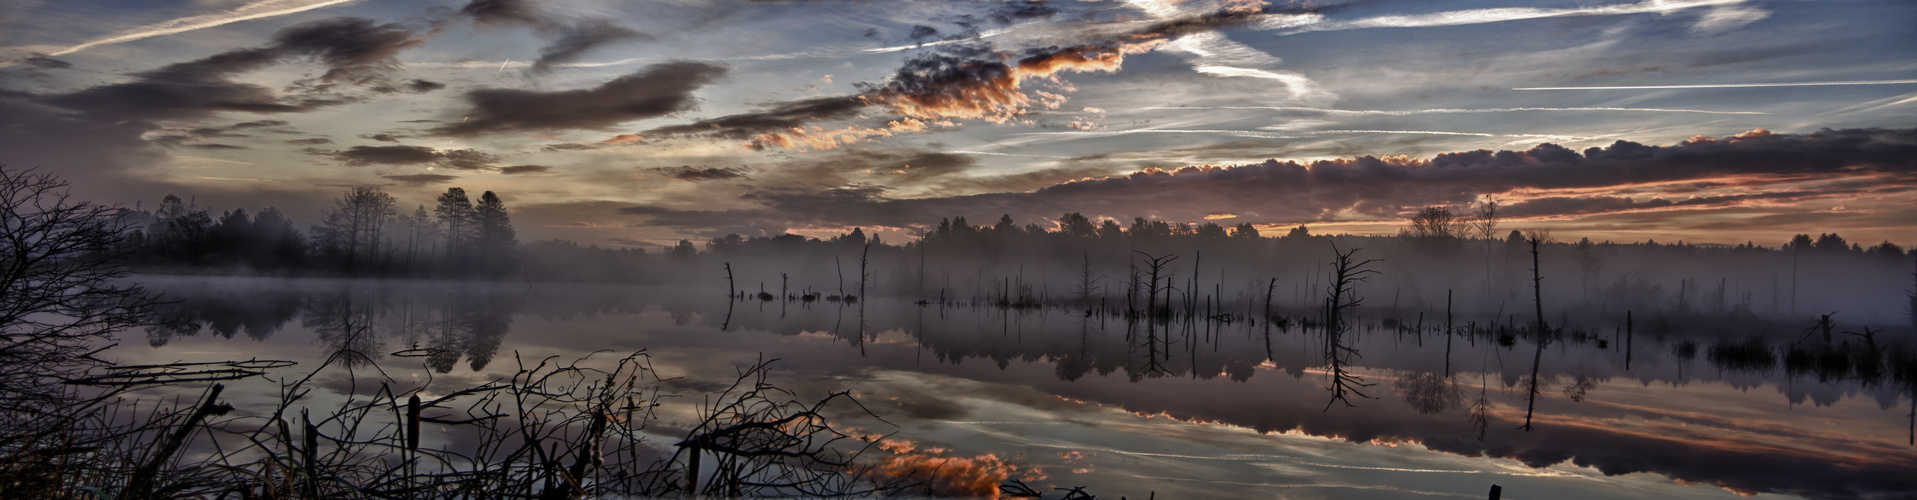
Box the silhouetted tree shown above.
[1057,212,1096,238]
[314,187,397,271]
[0,166,157,479]
[434,187,475,264]
[1194,222,1228,240]
[1407,205,1459,241]
[473,190,516,275]
[1814,233,1851,252]
[1788,234,1814,251]
[1230,222,1260,239]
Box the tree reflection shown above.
[1395,371,1463,415]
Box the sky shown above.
[2,0,1913,249]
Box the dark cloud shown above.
[460,0,542,27]
[271,17,428,83]
[326,145,439,166]
[989,3,1060,25]
[382,174,460,186]
[436,149,501,170]
[907,25,941,43]
[432,61,727,136]
[317,145,501,170]
[616,128,1917,235]
[643,95,867,141]
[540,143,599,152]
[0,93,164,194]
[286,138,333,145]
[362,133,405,143]
[45,48,306,122]
[499,165,551,175]
[456,0,650,75]
[371,79,446,94]
[650,166,751,182]
[186,143,248,150]
[531,19,651,73]
[229,120,290,129]
[23,55,72,69]
[37,16,428,125]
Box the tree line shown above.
[115,186,517,277]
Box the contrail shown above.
[862,28,1011,53]
[949,150,1071,159]
[42,0,361,58]
[1019,129,1502,139]
[1514,79,1917,90]
[1273,0,1749,35]
[1144,106,1765,115]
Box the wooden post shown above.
[1489,484,1503,500]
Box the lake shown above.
[112,276,1915,499]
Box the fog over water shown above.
[117,272,1917,499]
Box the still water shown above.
[113,276,1915,499]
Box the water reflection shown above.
[134,277,1917,499]
[145,281,519,373]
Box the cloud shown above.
[270,17,428,83]
[643,95,868,141]
[286,138,333,145]
[436,149,500,170]
[431,61,727,136]
[499,165,551,175]
[988,3,1060,25]
[460,0,541,27]
[22,55,71,69]
[1513,79,1917,91]
[326,145,439,165]
[616,128,1917,235]
[1142,105,1766,116]
[650,166,751,182]
[38,16,428,123]
[44,47,310,122]
[531,19,651,73]
[28,0,362,60]
[382,173,460,186]
[455,0,651,75]
[320,145,500,170]
[370,79,445,94]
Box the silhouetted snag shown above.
[1445,289,1454,376]
[122,383,233,500]
[1322,244,1380,410]
[858,243,871,300]
[1134,251,1178,319]
[1469,374,1492,441]
[724,262,735,298]
[1520,230,1551,432]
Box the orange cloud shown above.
[866,452,1017,499]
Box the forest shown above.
[111,187,1915,325]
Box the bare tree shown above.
[1407,205,1459,241]
[0,166,156,491]
[315,187,397,271]
[1322,244,1380,409]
